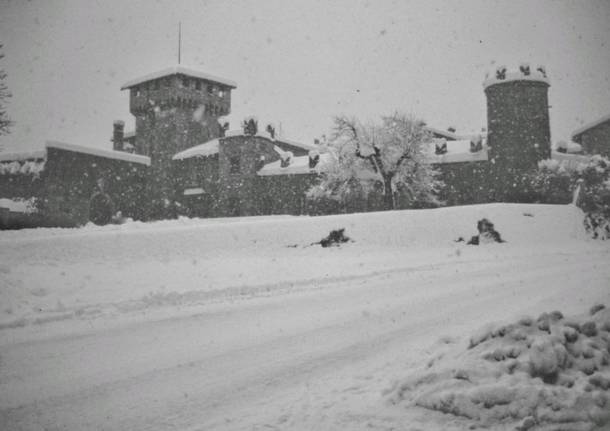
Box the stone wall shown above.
[578,121,610,158]
[38,147,148,226]
[173,154,220,218]
[217,136,280,216]
[0,170,43,200]
[435,161,489,206]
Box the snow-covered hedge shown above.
[531,155,610,239]
[0,160,45,177]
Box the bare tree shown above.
[0,44,12,137]
[308,113,442,210]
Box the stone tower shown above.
[483,64,551,201]
[121,66,236,217]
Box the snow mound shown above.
[388,305,610,430]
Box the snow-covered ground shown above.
[0,203,609,430]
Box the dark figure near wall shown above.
[89,179,115,225]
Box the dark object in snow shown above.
[89,190,115,225]
[523,212,534,217]
[590,304,606,316]
[584,212,610,240]
[466,218,505,245]
[580,321,598,337]
[316,228,351,248]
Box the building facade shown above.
[571,114,610,158]
[0,62,573,228]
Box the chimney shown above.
[280,151,293,168]
[470,136,483,152]
[435,141,448,155]
[113,120,125,151]
[266,124,276,140]
[308,150,320,168]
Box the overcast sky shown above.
[0,0,609,153]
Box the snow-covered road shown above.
[1,204,609,430]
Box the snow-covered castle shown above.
[0,63,607,228]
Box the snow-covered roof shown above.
[173,132,318,161]
[0,159,45,175]
[121,65,237,90]
[0,198,37,213]
[183,187,204,196]
[275,136,318,152]
[0,149,46,162]
[225,129,319,152]
[424,127,487,142]
[257,153,332,176]
[425,127,460,141]
[123,130,135,139]
[555,141,582,154]
[550,151,593,169]
[483,65,549,89]
[424,140,489,164]
[46,141,151,166]
[172,139,220,160]
[571,113,610,142]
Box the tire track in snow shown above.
[1,250,609,430]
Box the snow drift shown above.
[0,203,592,332]
[388,305,610,430]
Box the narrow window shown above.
[154,80,160,90]
[195,80,202,90]
[207,84,213,94]
[182,77,189,88]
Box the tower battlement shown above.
[120,65,237,218]
[483,64,549,89]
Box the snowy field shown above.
[0,203,609,430]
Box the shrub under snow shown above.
[388,305,610,430]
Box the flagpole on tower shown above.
[178,22,182,64]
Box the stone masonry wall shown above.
[485,80,551,202]
[579,121,610,158]
[38,147,148,226]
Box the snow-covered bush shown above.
[0,160,45,177]
[530,159,576,204]
[531,155,610,238]
[388,305,610,430]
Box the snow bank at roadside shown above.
[387,305,610,431]
[0,203,588,251]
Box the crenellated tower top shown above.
[483,63,549,89]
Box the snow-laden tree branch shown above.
[308,112,444,210]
